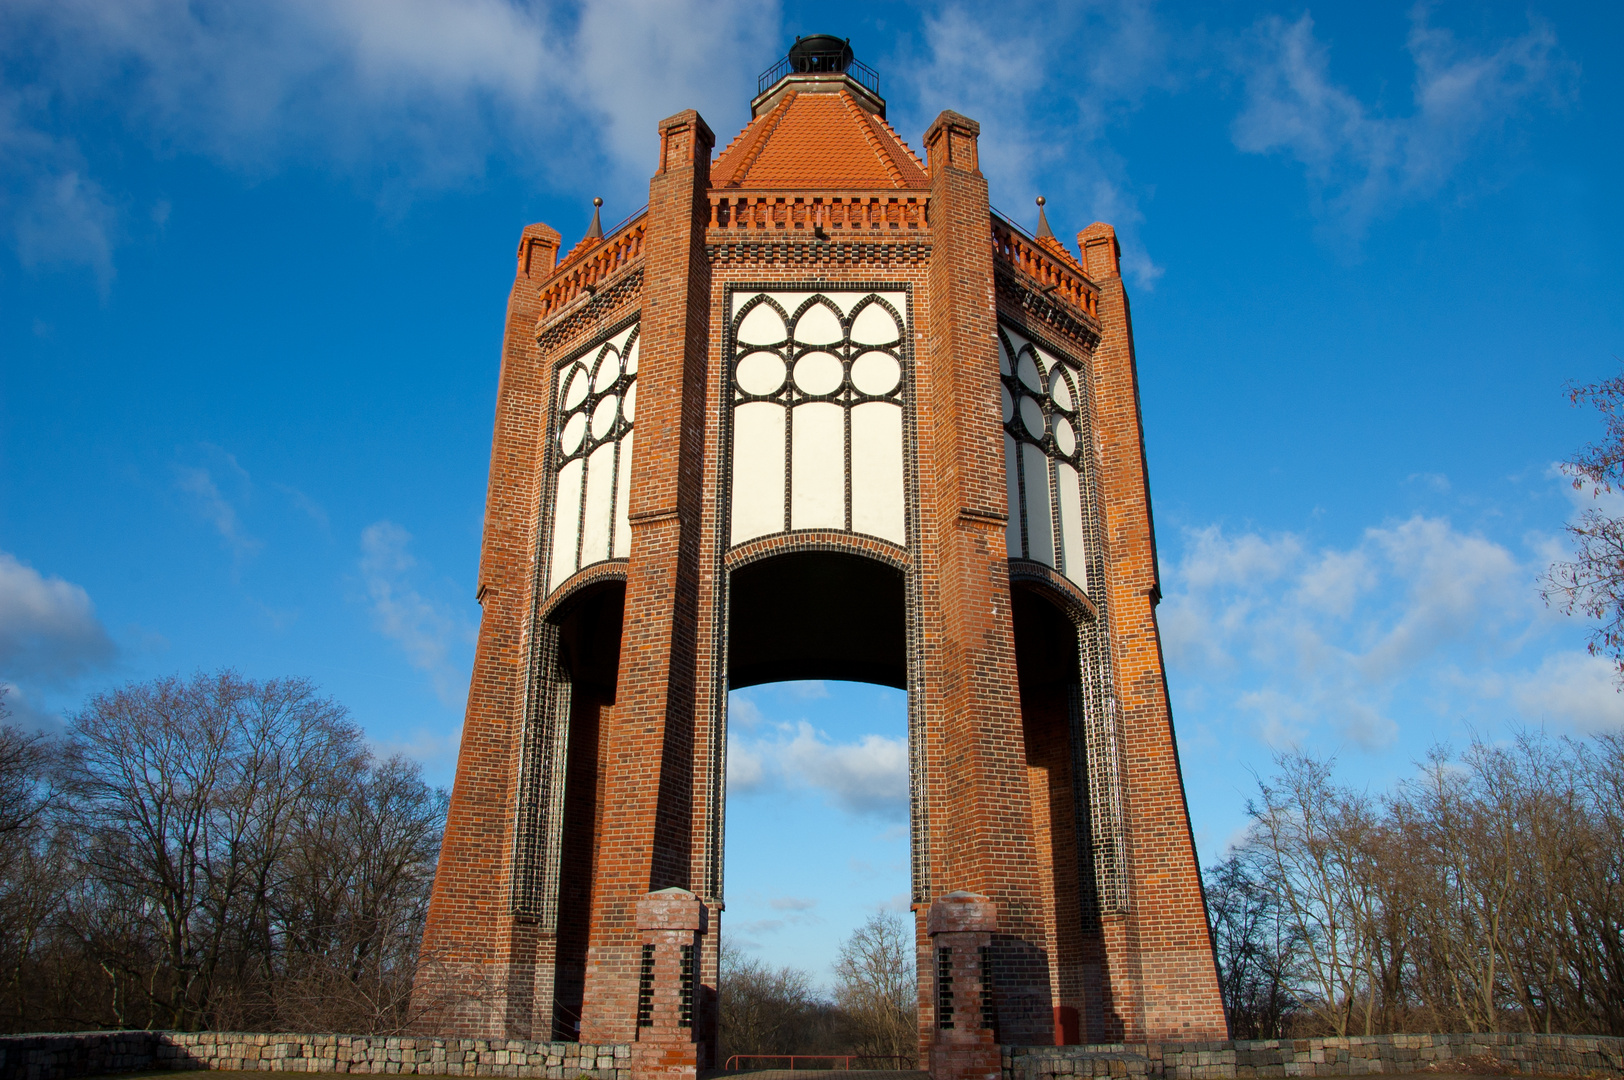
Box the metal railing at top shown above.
[989,205,1042,246]
[723,1054,917,1072]
[757,54,881,97]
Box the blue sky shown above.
[2,1,1621,988]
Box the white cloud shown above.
[0,550,117,685]
[727,740,766,791]
[1554,463,1624,519]
[275,482,331,532]
[1230,9,1572,235]
[175,453,261,560]
[370,721,463,784]
[898,1,1174,286]
[728,711,909,819]
[1510,652,1623,733]
[1162,508,1618,751]
[0,681,67,736]
[768,895,816,912]
[358,520,474,707]
[0,89,118,286]
[0,0,779,277]
[779,721,909,817]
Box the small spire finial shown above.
[585,197,603,240]
[1035,195,1054,240]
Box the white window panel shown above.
[728,290,910,549]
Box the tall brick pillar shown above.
[928,892,1001,1080]
[577,110,716,1050]
[630,889,707,1080]
[413,220,561,1037]
[1079,223,1227,1040]
[916,110,1055,1048]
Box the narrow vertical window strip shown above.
[936,947,955,1029]
[979,945,997,1033]
[679,944,695,1028]
[636,944,655,1028]
[547,322,638,594]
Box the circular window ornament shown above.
[593,349,622,392]
[1054,416,1076,456]
[1017,352,1043,394]
[1052,370,1074,411]
[850,351,901,396]
[560,412,587,454]
[562,366,589,410]
[793,352,844,396]
[1020,396,1046,440]
[736,352,787,396]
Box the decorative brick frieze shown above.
[537,268,644,355]
[706,240,931,267]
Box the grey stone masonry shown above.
[0,1032,633,1080]
[1004,1035,1624,1080]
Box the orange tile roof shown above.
[714,91,929,190]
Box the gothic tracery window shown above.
[1000,324,1090,590]
[548,322,638,591]
[728,290,908,547]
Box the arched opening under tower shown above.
[1011,580,1097,1046]
[728,550,907,690]
[548,577,625,1041]
[721,549,912,1042]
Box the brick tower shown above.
[415,34,1226,1079]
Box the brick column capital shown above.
[516,223,561,281]
[656,111,715,174]
[1079,222,1120,280]
[925,110,982,176]
[636,888,708,934]
[927,890,998,935]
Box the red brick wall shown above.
[576,110,717,1049]
[1080,223,1227,1041]
[414,221,563,1037]
[417,99,1226,1062]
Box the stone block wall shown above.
[0,1032,631,1080]
[1005,1034,1624,1080]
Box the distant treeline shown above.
[1208,730,1624,1039]
[5,674,1622,1044]
[718,912,917,1067]
[0,672,445,1033]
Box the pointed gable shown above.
[714,91,928,189]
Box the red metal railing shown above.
[723,1054,918,1071]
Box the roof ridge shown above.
[872,113,928,175]
[839,91,906,189]
[724,91,798,187]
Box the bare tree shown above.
[0,687,73,1028]
[270,754,446,1033]
[1544,366,1624,685]
[1248,753,1379,1035]
[832,912,917,1063]
[1205,849,1301,1038]
[718,940,828,1060]
[0,671,449,1034]
[68,671,363,1028]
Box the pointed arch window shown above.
[728,290,909,547]
[547,322,638,591]
[1000,324,1090,590]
